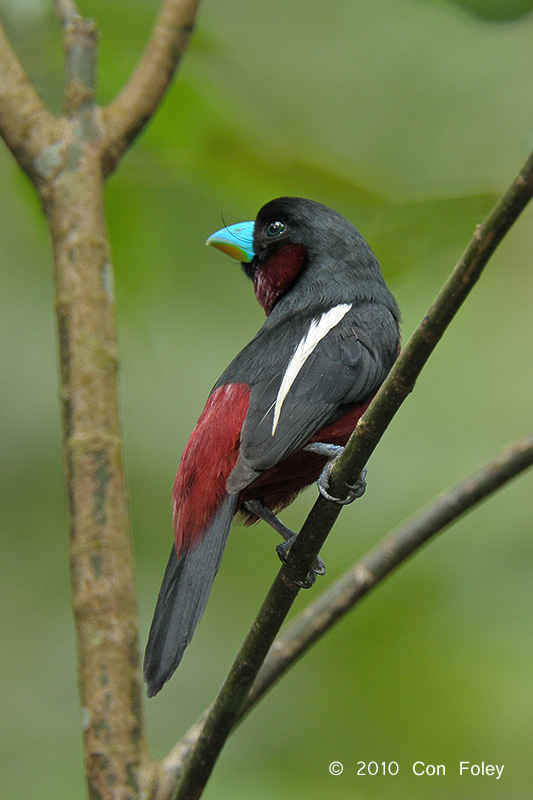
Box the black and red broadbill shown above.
[144,197,400,696]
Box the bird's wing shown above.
[226,304,392,493]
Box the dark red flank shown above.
[144,197,400,696]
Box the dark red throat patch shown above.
[253,243,307,314]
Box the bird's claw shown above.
[244,498,326,588]
[318,465,367,505]
[305,442,367,505]
[276,539,326,589]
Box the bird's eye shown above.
[266,220,286,237]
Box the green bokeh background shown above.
[1,0,532,797]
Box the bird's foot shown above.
[305,442,367,505]
[243,499,325,587]
[275,537,326,588]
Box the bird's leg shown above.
[243,498,295,543]
[243,498,325,587]
[304,442,367,504]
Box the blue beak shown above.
[206,220,255,264]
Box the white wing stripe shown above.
[271,303,352,435]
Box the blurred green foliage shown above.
[450,0,533,21]
[1,0,532,798]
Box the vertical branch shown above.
[2,0,206,794]
[49,6,151,798]
[1,8,152,794]
[46,159,150,796]
[62,16,98,116]
[3,0,203,795]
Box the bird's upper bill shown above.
[206,221,255,264]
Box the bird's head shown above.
[207,197,393,316]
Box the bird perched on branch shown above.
[144,196,400,696]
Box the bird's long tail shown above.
[144,493,238,697]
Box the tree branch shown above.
[2,7,156,796]
[54,0,81,26]
[167,148,533,800]
[3,3,200,798]
[0,21,59,184]
[285,146,533,576]
[102,0,201,174]
[244,432,533,712]
[159,433,533,795]
[48,158,151,797]
[49,11,154,797]
[56,4,99,118]
[3,3,531,796]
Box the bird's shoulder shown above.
[214,299,397,390]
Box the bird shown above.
[144,196,400,696]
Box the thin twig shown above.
[62,14,99,117]
[244,432,533,711]
[102,0,201,174]
[54,0,81,26]
[160,432,533,792]
[169,148,533,800]
[328,149,533,493]
[0,22,59,183]
[286,146,533,573]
